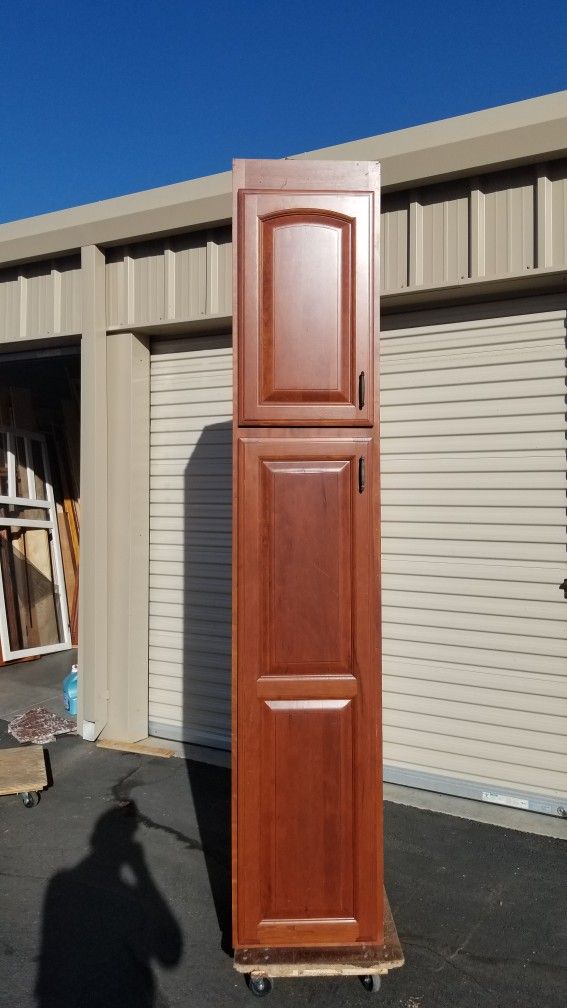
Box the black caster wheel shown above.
[21,791,40,809]
[247,974,273,997]
[360,974,381,993]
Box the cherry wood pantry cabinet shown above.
[231,159,403,994]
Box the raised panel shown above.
[239,438,373,687]
[260,699,355,923]
[261,214,353,403]
[263,459,352,673]
[238,187,376,425]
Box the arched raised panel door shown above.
[238,187,376,425]
[261,212,353,407]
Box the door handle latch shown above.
[560,579,567,599]
[358,371,365,409]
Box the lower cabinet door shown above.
[234,436,383,948]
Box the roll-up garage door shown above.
[380,297,567,816]
[149,335,232,747]
[149,304,567,817]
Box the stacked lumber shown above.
[42,375,80,647]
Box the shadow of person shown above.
[182,415,233,956]
[185,757,232,956]
[35,800,182,1008]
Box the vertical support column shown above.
[78,244,108,739]
[18,270,28,341]
[125,246,135,324]
[469,180,486,279]
[164,242,176,320]
[51,260,62,336]
[206,230,219,315]
[104,331,150,741]
[536,168,553,269]
[408,194,423,288]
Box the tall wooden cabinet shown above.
[232,160,401,988]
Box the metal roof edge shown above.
[1,91,566,266]
[0,171,232,266]
[296,90,567,190]
[297,90,567,160]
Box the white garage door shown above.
[380,297,567,815]
[149,335,232,747]
[149,303,567,817]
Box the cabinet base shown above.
[233,890,404,979]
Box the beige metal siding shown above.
[106,228,231,329]
[380,193,408,293]
[173,235,207,320]
[105,160,567,329]
[381,158,567,294]
[483,170,535,275]
[148,334,232,746]
[0,256,81,342]
[421,182,469,287]
[549,162,567,265]
[381,298,567,812]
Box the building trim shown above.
[384,765,566,820]
[78,244,108,736]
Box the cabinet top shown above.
[232,158,380,194]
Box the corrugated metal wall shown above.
[105,227,232,329]
[381,161,567,293]
[0,255,82,342]
[100,157,567,319]
[2,161,567,342]
[146,298,567,817]
[148,334,232,746]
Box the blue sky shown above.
[1,0,566,223]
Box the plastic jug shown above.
[63,664,78,716]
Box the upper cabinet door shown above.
[234,160,380,426]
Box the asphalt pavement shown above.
[0,723,565,1008]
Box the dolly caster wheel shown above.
[247,973,273,997]
[360,973,381,993]
[21,791,40,808]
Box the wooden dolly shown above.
[234,891,404,997]
[0,746,47,808]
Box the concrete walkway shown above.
[1,723,565,1008]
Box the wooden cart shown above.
[234,892,404,997]
[0,745,47,807]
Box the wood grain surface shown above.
[233,892,404,976]
[0,746,47,795]
[232,159,382,951]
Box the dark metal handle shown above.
[359,456,366,493]
[358,371,365,409]
[560,579,567,598]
